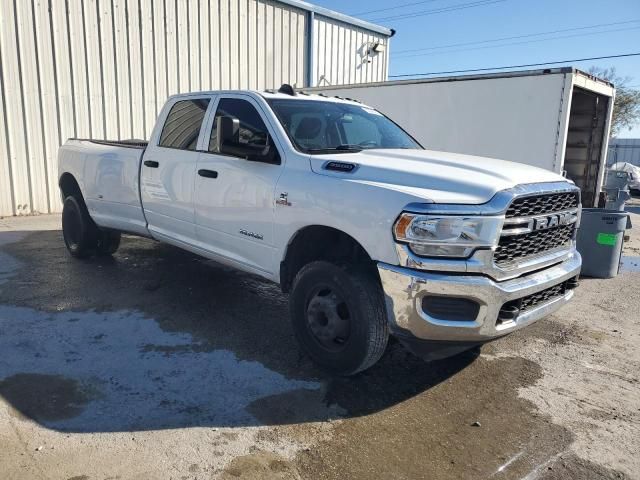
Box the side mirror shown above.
[217,115,278,164]
[216,115,240,152]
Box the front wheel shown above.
[289,261,389,376]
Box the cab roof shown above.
[260,89,365,106]
[168,86,368,108]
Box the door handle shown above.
[144,160,159,168]
[198,169,218,179]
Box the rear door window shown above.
[159,99,210,150]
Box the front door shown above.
[141,96,213,244]
[193,95,284,275]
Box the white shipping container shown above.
[311,68,615,207]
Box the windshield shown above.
[266,98,422,154]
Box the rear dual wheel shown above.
[96,230,121,256]
[62,195,120,258]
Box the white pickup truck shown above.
[58,85,582,375]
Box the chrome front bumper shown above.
[377,252,581,343]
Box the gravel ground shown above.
[0,200,638,480]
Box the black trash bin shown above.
[576,209,629,278]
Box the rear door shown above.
[564,87,610,207]
[141,96,214,244]
[193,95,285,275]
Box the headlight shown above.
[393,213,503,258]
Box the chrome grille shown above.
[499,277,577,319]
[506,192,579,218]
[495,224,574,268]
[520,278,574,312]
[495,191,579,269]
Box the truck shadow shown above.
[0,229,476,433]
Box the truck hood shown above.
[309,148,568,204]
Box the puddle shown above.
[0,305,320,432]
[0,232,25,286]
[620,256,640,273]
[0,373,94,421]
[0,251,21,286]
[247,388,346,425]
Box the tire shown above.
[62,195,97,258]
[96,230,121,256]
[289,261,389,376]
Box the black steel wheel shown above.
[289,261,389,375]
[305,285,352,352]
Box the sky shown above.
[311,0,640,137]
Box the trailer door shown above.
[564,87,610,207]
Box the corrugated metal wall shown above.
[608,138,640,167]
[312,15,388,87]
[1,0,389,216]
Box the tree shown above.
[588,67,640,137]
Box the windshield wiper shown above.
[305,144,363,154]
[335,144,363,151]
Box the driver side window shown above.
[209,98,269,154]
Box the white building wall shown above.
[312,15,389,88]
[0,0,388,216]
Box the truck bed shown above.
[59,138,148,235]
[69,138,148,149]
